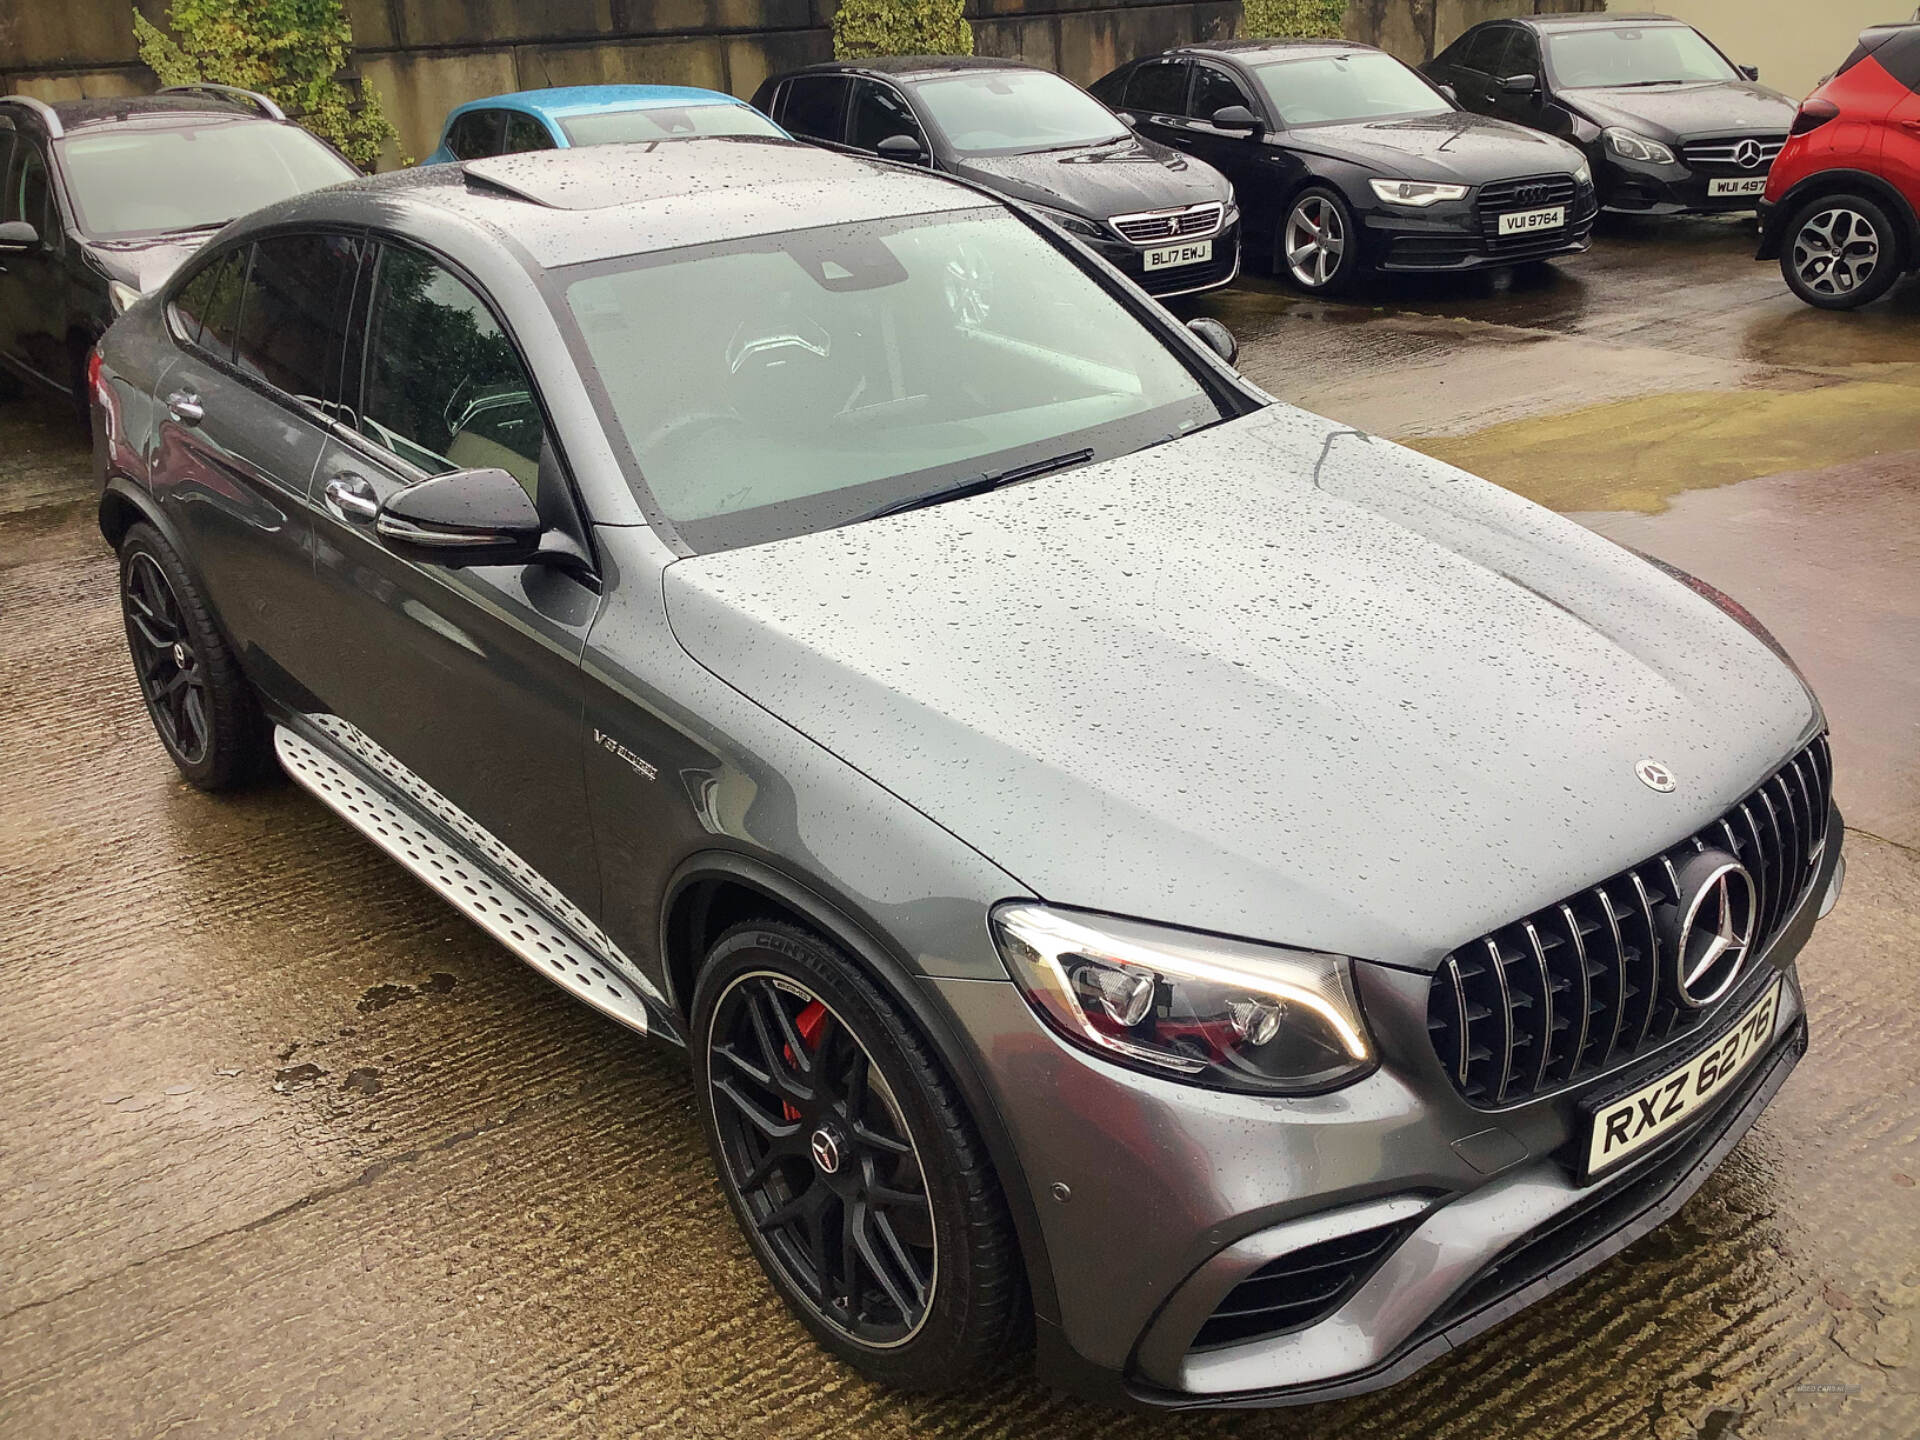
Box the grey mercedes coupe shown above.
[91,135,1841,1407]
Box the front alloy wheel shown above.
[1783,196,1900,310]
[1282,189,1356,294]
[692,921,1026,1389]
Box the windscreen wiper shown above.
[859,448,1095,522]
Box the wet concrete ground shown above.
[4,221,1917,1439]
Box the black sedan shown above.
[752,57,1240,298]
[1423,13,1798,215]
[1091,41,1596,294]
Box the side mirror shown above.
[876,133,925,160]
[1500,72,1539,95]
[1209,104,1262,134]
[0,220,39,252]
[374,466,545,569]
[1186,316,1237,367]
[1113,110,1140,129]
[1739,64,1760,81]
[1437,83,1459,103]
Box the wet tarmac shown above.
[3,222,1916,1438]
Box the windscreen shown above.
[563,210,1225,550]
[911,71,1126,155]
[560,104,785,145]
[1546,26,1739,87]
[1252,52,1451,126]
[58,122,357,239]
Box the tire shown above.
[691,920,1028,1390]
[118,522,268,790]
[1277,185,1362,295]
[1779,193,1902,310]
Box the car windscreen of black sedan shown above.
[753,57,1240,297]
[1424,13,1798,214]
[93,137,1840,1411]
[1092,41,1597,292]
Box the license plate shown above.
[1709,176,1769,197]
[1585,977,1783,1178]
[1498,205,1565,235]
[1144,239,1212,270]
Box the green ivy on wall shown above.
[134,0,399,168]
[831,0,974,60]
[1242,0,1348,41]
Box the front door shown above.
[1181,63,1280,248]
[301,240,605,931]
[0,133,71,393]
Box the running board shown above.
[274,725,650,1037]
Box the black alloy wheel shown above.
[692,921,1027,1389]
[118,523,266,790]
[1781,194,1902,310]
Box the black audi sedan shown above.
[752,57,1240,298]
[0,87,356,419]
[1423,13,1798,215]
[1091,41,1596,293]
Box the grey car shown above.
[91,136,1843,1407]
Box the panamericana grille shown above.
[1192,1221,1413,1350]
[1426,735,1831,1108]
[1111,201,1224,245]
[1682,136,1786,171]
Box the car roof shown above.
[234,136,993,271]
[1169,39,1384,62]
[449,85,753,120]
[776,55,1043,82]
[7,94,274,133]
[1512,11,1686,31]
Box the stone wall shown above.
[0,0,1602,164]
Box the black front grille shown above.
[1193,1221,1412,1351]
[1476,173,1589,254]
[1427,735,1831,1107]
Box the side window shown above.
[230,232,365,405]
[185,246,249,361]
[1499,29,1540,78]
[1125,60,1191,116]
[0,129,16,205]
[782,76,850,142]
[170,249,236,345]
[848,79,924,151]
[1460,27,1509,74]
[1190,65,1253,120]
[446,109,504,161]
[356,245,545,496]
[9,140,56,239]
[503,112,557,153]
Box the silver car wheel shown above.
[1285,195,1346,289]
[1791,206,1881,297]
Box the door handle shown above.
[323,473,380,522]
[166,391,203,424]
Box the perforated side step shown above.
[274,725,651,1036]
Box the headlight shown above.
[992,903,1375,1094]
[108,280,143,315]
[1028,203,1105,240]
[1572,157,1592,187]
[1369,178,1470,207]
[1604,128,1676,166]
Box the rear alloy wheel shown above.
[1782,195,1901,310]
[119,523,266,790]
[1280,187,1359,295]
[692,921,1026,1389]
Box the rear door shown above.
[149,231,362,698]
[301,238,604,925]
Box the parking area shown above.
[2,219,1915,1439]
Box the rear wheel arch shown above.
[658,850,1062,1331]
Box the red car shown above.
[1757,22,1920,308]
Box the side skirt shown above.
[273,723,659,1040]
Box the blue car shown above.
[423,84,787,163]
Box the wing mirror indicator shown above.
[1186,316,1237,367]
[374,466,546,569]
[1209,104,1262,134]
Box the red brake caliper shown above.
[782,1000,829,1122]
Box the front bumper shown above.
[1600,154,1773,215]
[1368,178,1599,273]
[936,807,1841,1409]
[1082,220,1243,299]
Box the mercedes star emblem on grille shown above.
[1667,851,1758,1007]
[1734,139,1765,169]
[1636,758,1676,792]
